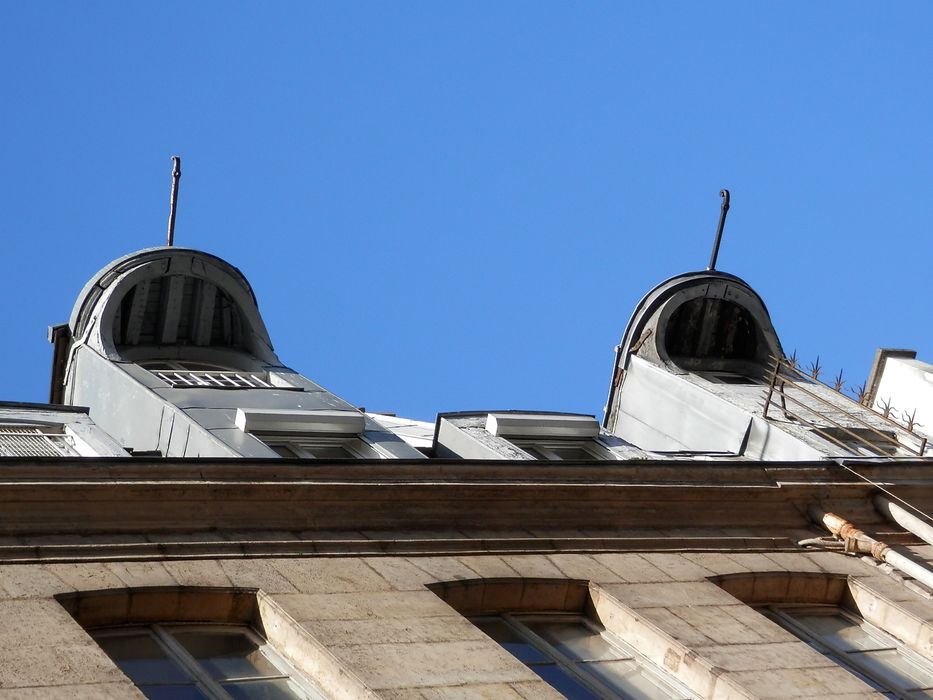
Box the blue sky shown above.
[2,3,931,421]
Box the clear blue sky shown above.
[2,3,931,421]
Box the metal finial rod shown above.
[166,156,182,247]
[707,188,730,271]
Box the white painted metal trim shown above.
[236,408,365,435]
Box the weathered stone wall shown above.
[1,549,930,698]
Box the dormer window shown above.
[259,435,378,459]
[512,439,613,461]
[485,413,615,461]
[236,409,382,459]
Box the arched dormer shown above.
[604,270,785,433]
[68,247,279,369]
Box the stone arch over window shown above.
[57,586,378,700]
[712,572,933,696]
[429,578,702,699]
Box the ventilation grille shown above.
[153,371,274,389]
[0,426,77,457]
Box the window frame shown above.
[256,433,381,459]
[511,439,616,461]
[472,611,694,700]
[762,604,933,698]
[92,622,326,700]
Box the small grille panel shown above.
[0,426,77,457]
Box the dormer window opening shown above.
[0,424,78,457]
[512,439,613,461]
[696,370,761,385]
[257,434,378,459]
[112,276,247,350]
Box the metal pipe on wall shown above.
[808,505,933,590]
[874,495,933,549]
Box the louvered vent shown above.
[0,425,77,457]
[112,276,246,348]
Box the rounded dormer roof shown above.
[69,247,278,364]
[604,269,785,427]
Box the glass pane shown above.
[532,664,605,700]
[473,619,551,664]
[140,686,212,700]
[94,632,193,684]
[850,649,933,690]
[301,445,356,459]
[520,446,549,459]
[268,444,300,458]
[223,678,315,700]
[588,659,684,700]
[789,612,888,652]
[547,446,601,460]
[172,629,281,681]
[524,620,625,661]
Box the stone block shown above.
[162,560,234,588]
[0,565,71,598]
[0,682,141,699]
[406,557,481,583]
[601,581,740,608]
[547,554,623,583]
[44,563,125,591]
[298,615,486,647]
[497,555,565,579]
[682,553,751,575]
[0,643,125,688]
[219,558,300,593]
[635,607,714,646]
[456,556,519,579]
[0,599,87,649]
[328,640,538,690]
[361,557,431,591]
[104,562,177,588]
[509,681,566,700]
[272,558,395,594]
[418,683,527,699]
[591,553,672,582]
[640,552,715,581]
[723,666,876,697]
[694,641,833,672]
[276,590,454,622]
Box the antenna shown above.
[166,156,182,246]
[707,188,730,271]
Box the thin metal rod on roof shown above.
[166,156,182,246]
[707,188,730,271]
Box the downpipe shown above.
[874,495,933,549]
[808,505,933,590]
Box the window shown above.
[92,623,326,700]
[258,435,378,459]
[0,424,78,456]
[764,605,933,699]
[512,439,614,461]
[473,613,693,700]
